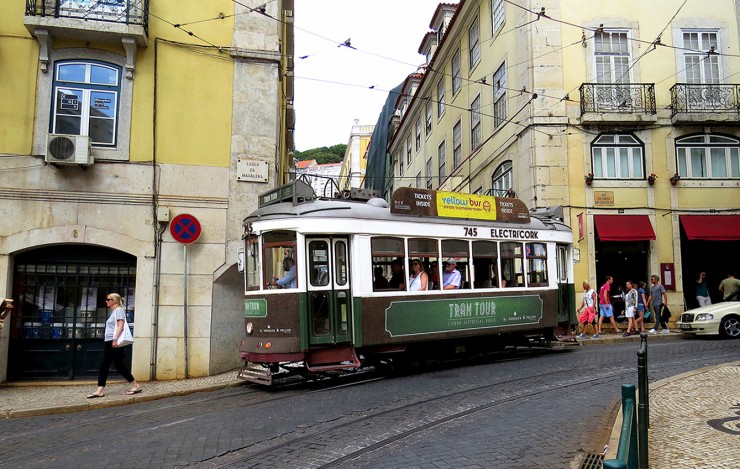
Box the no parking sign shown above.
[170,214,202,244]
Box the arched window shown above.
[491,161,512,196]
[591,134,644,179]
[676,134,740,178]
[52,60,122,147]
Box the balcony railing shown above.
[670,83,740,116]
[580,83,656,115]
[25,0,148,34]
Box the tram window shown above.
[472,241,499,288]
[526,243,548,287]
[441,239,470,289]
[245,235,259,291]
[262,231,297,289]
[309,240,330,287]
[500,242,523,287]
[334,241,348,286]
[371,237,405,291]
[409,238,440,290]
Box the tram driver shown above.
[270,257,297,288]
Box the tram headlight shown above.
[264,342,272,349]
[246,322,254,335]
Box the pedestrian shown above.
[0,298,13,329]
[576,281,597,339]
[408,259,428,291]
[389,258,405,290]
[442,258,462,290]
[87,293,141,398]
[648,275,670,334]
[623,281,638,336]
[719,272,740,301]
[595,276,620,338]
[635,281,648,333]
[696,272,711,307]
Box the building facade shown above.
[0,0,294,382]
[338,121,374,191]
[380,0,740,320]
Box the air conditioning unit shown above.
[46,134,93,165]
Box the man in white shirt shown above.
[442,258,462,290]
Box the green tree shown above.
[295,144,346,165]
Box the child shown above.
[576,281,597,339]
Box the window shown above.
[261,231,297,290]
[398,150,404,177]
[591,134,645,179]
[371,237,405,291]
[415,118,422,151]
[426,157,433,189]
[471,94,481,150]
[500,242,523,287]
[452,50,462,95]
[472,241,499,288]
[245,235,259,291]
[438,141,447,181]
[594,30,630,83]
[676,134,740,178]
[437,79,446,117]
[491,0,505,34]
[683,31,720,84]
[442,239,470,289]
[416,171,422,188]
[526,243,548,287]
[493,62,507,128]
[52,60,121,146]
[406,134,412,165]
[469,18,480,68]
[308,240,330,287]
[453,120,462,169]
[425,100,433,135]
[492,161,512,196]
[409,238,440,291]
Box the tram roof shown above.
[243,197,570,233]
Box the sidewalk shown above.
[605,361,740,468]
[0,369,246,418]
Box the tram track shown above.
[194,350,740,469]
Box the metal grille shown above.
[681,313,694,323]
[580,452,604,469]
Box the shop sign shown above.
[385,295,542,336]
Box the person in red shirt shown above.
[594,275,620,338]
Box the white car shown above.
[677,292,740,339]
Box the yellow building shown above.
[0,1,294,382]
[383,0,740,322]
[338,121,374,191]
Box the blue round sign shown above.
[170,214,202,244]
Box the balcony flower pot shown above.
[647,173,657,185]
[585,173,594,186]
[670,173,680,185]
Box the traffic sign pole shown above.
[183,244,189,379]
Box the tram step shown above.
[237,364,273,386]
[305,346,361,372]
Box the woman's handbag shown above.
[116,321,134,347]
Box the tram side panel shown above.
[357,290,560,349]
[241,293,304,363]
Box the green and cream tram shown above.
[238,181,575,385]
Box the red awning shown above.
[680,215,740,241]
[593,215,656,242]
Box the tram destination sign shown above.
[385,295,543,337]
[390,188,530,223]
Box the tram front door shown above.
[305,237,352,346]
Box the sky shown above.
[293,0,443,151]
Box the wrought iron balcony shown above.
[580,83,656,116]
[670,83,740,119]
[25,1,148,33]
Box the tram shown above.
[237,181,576,385]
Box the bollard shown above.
[637,333,649,468]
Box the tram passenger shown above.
[408,259,428,291]
[442,258,462,290]
[429,263,440,290]
[373,266,390,290]
[271,257,297,288]
[389,258,405,290]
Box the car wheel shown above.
[719,316,740,339]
